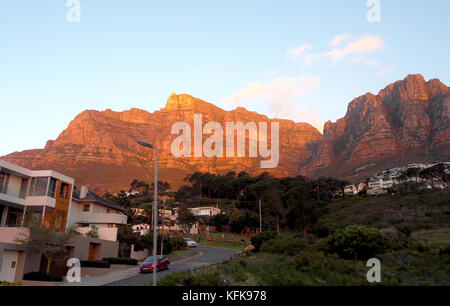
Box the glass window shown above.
[28,178,36,196]
[60,183,69,198]
[0,172,9,194]
[19,179,29,199]
[33,177,48,197]
[83,204,90,212]
[47,178,57,198]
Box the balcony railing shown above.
[77,212,127,225]
[0,227,29,244]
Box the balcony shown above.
[0,227,29,244]
[76,227,118,242]
[0,193,25,206]
[77,212,127,225]
[24,196,56,208]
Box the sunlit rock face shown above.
[300,74,450,182]
[3,75,449,191]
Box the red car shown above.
[140,255,170,273]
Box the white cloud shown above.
[326,36,384,62]
[228,76,320,108]
[225,76,323,132]
[329,34,352,47]
[286,44,313,60]
[302,35,385,66]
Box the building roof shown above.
[72,189,127,213]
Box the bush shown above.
[103,257,137,265]
[80,260,111,268]
[158,271,222,286]
[439,245,450,256]
[295,251,325,267]
[141,233,187,255]
[260,235,306,256]
[250,231,276,252]
[23,271,63,282]
[324,225,392,260]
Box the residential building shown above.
[367,178,395,195]
[69,186,128,242]
[0,159,74,283]
[189,206,221,217]
[0,160,124,282]
[344,185,358,196]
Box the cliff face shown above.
[299,74,450,181]
[2,74,449,192]
[2,93,322,193]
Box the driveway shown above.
[105,246,239,286]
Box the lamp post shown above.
[160,195,167,256]
[137,140,158,287]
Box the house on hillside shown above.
[69,186,128,242]
[0,160,124,283]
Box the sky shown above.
[0,0,449,156]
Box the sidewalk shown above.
[60,265,140,286]
[60,249,202,286]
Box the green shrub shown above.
[324,225,392,260]
[103,257,137,265]
[23,271,63,282]
[439,245,450,256]
[260,235,306,256]
[158,271,222,286]
[295,251,324,267]
[141,233,187,255]
[250,231,276,252]
[80,260,111,268]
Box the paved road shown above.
[105,246,239,286]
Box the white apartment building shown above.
[189,206,221,217]
[69,186,128,242]
[0,159,75,283]
[367,178,395,195]
[0,160,124,282]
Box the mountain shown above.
[2,74,449,192]
[2,94,322,193]
[299,74,450,181]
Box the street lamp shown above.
[137,140,158,287]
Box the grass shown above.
[185,232,250,251]
[160,227,450,286]
[312,191,450,236]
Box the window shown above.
[83,204,90,212]
[53,210,65,230]
[0,172,9,194]
[29,177,49,197]
[47,178,57,198]
[106,208,111,214]
[60,183,69,198]
[19,179,29,199]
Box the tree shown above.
[176,206,197,234]
[17,224,78,275]
[86,225,99,238]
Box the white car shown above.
[184,238,197,248]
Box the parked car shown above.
[184,238,197,248]
[139,255,170,273]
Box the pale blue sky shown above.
[0,0,449,156]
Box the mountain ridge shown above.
[2,74,449,193]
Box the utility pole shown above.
[160,195,167,256]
